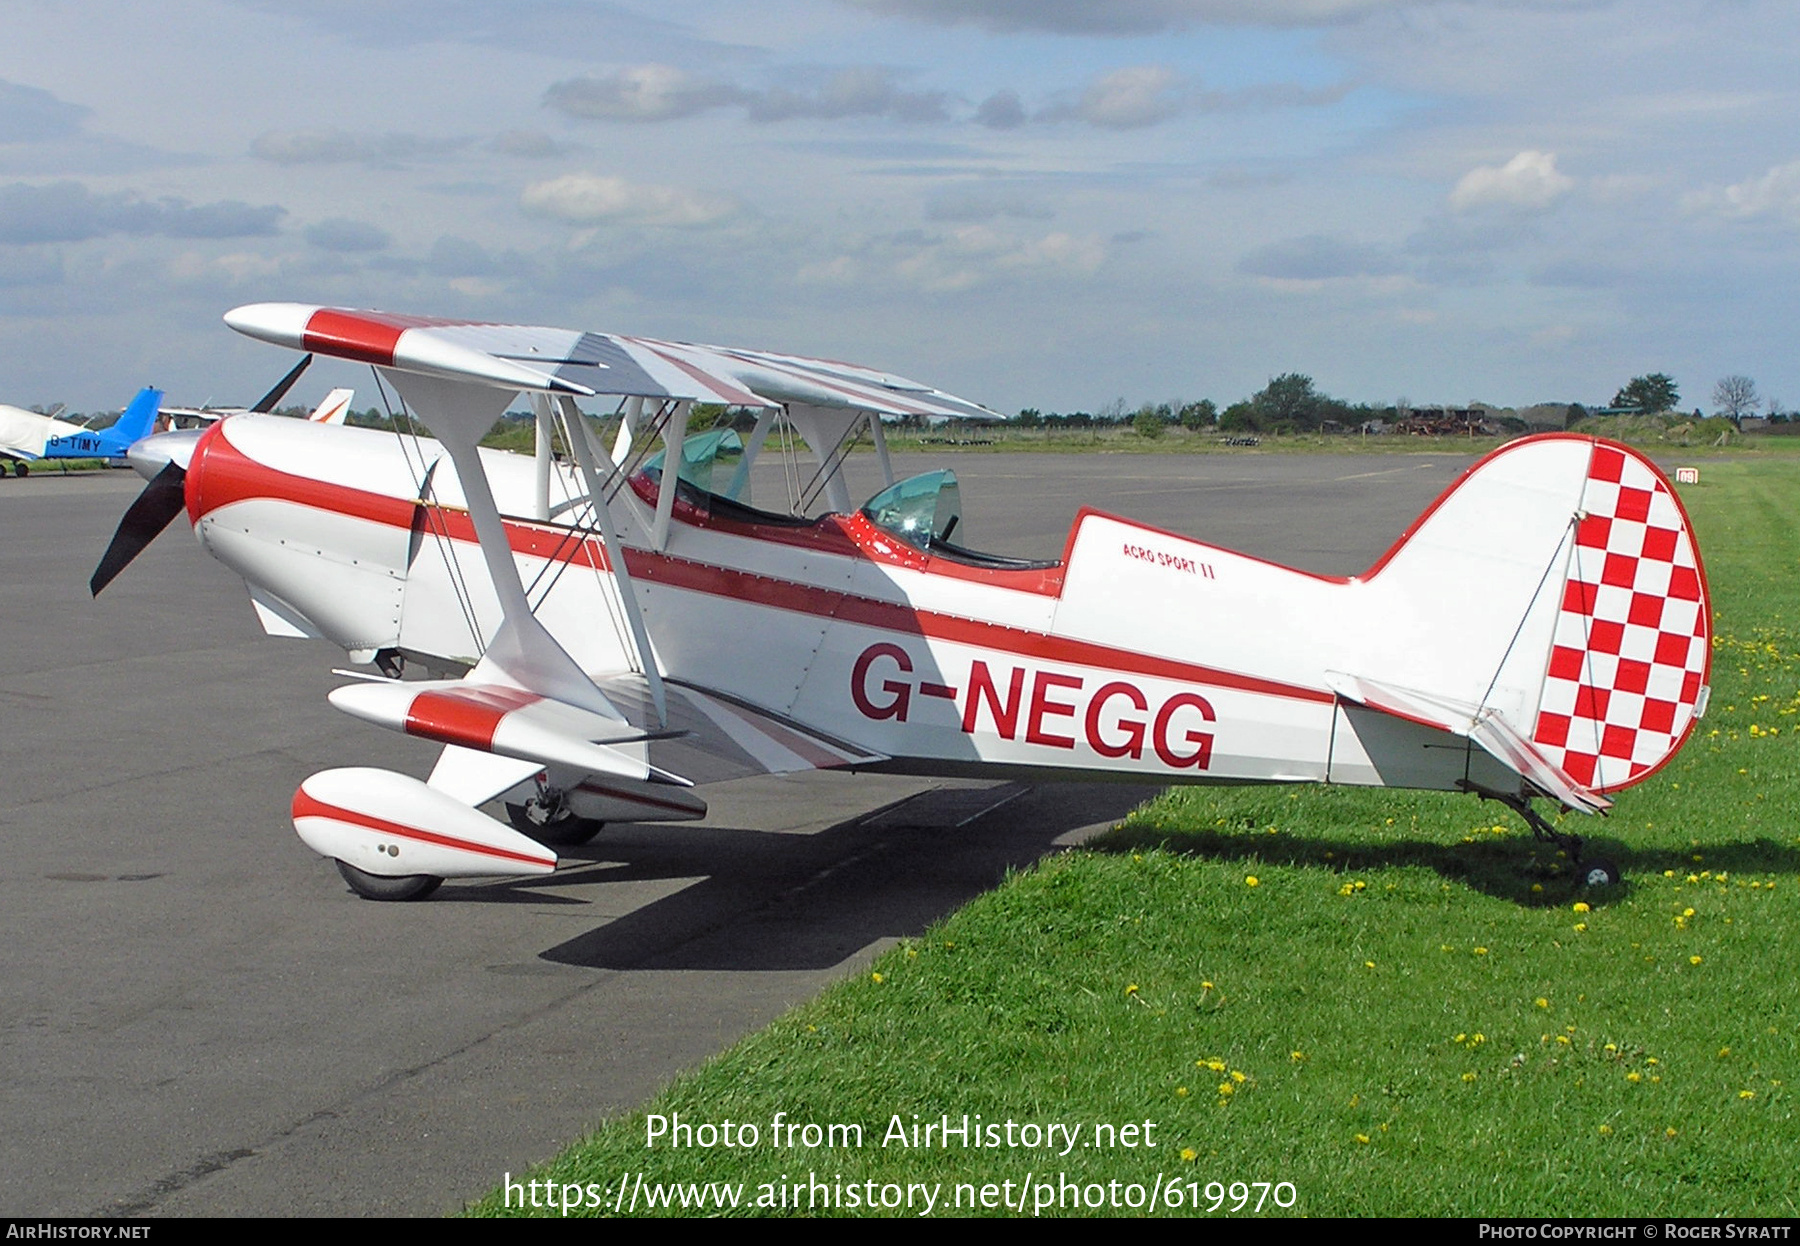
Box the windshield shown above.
[640,427,746,498]
[860,469,963,550]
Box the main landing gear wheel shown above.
[505,800,604,847]
[336,859,443,901]
[12,462,27,478]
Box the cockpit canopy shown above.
[860,469,963,551]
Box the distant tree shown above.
[1015,408,1043,428]
[1612,373,1679,414]
[1178,399,1217,430]
[1565,403,1587,429]
[1712,375,1760,423]
[1132,405,1166,439]
[1253,373,1323,430]
[1218,400,1259,432]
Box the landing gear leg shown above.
[505,781,603,847]
[1460,782,1619,887]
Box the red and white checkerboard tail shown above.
[1350,434,1710,804]
[1525,440,1711,794]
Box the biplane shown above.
[93,304,1711,899]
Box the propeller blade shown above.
[250,353,312,413]
[90,460,189,596]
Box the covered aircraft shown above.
[93,304,1711,900]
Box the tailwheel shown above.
[1579,858,1621,889]
[1461,782,1618,886]
[505,798,604,847]
[336,859,443,901]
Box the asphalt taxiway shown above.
[0,449,1475,1215]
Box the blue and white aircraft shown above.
[1,387,163,476]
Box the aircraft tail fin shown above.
[1351,435,1710,798]
[111,387,164,447]
[309,388,354,424]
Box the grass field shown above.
[472,454,1798,1218]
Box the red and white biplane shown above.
[94,304,1711,899]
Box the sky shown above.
[3,0,1798,418]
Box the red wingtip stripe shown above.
[403,686,542,750]
[303,309,405,366]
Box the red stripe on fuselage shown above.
[291,789,553,868]
[191,425,1332,706]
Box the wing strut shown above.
[543,393,669,727]
[381,370,618,721]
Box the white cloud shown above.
[543,65,745,123]
[520,174,738,229]
[1448,150,1574,212]
[1078,67,1184,130]
[1684,160,1800,226]
[0,181,284,244]
[544,64,949,127]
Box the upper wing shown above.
[223,303,1000,419]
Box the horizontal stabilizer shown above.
[293,768,557,880]
[1328,672,1609,814]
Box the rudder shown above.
[1529,441,1709,792]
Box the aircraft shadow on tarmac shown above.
[436,781,1158,972]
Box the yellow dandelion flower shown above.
[1354,1133,1370,1144]
[1365,961,1376,969]
[1574,922,1588,932]
[1201,980,1215,990]
[1666,1128,1678,1139]
[1598,1124,1613,1136]
[1231,1070,1247,1083]
[1690,956,1703,966]
[1573,902,1591,914]
[1627,1072,1642,1083]
[870,971,884,983]
[1218,1082,1234,1097]
[1535,997,1549,1008]
[1720,1047,1732,1058]
[1740,1090,1756,1100]
[1176,1086,1189,1098]
[1461,1072,1477,1082]
[1291,1050,1306,1061]
[1245,875,1260,887]
[1180,1148,1198,1163]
